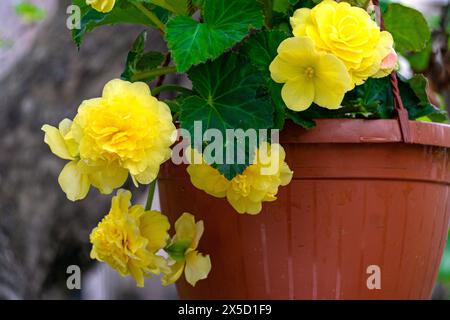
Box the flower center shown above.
[232,175,250,197]
[305,67,315,79]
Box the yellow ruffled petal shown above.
[174,212,197,245]
[132,164,160,185]
[280,163,294,186]
[139,210,170,252]
[187,163,230,198]
[285,0,395,87]
[58,160,90,201]
[111,188,132,214]
[226,191,247,214]
[128,263,145,288]
[191,221,204,251]
[58,119,79,157]
[290,8,311,36]
[64,78,176,198]
[90,189,172,287]
[88,164,128,195]
[161,261,185,286]
[185,251,211,287]
[42,123,75,160]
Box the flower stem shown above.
[145,179,157,211]
[152,84,193,96]
[131,66,177,82]
[133,2,166,33]
[263,0,273,28]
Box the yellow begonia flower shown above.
[162,213,211,287]
[373,48,398,78]
[42,79,177,201]
[90,189,171,287]
[291,0,394,87]
[187,143,293,215]
[86,0,115,13]
[270,36,352,111]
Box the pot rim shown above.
[281,119,450,148]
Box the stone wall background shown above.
[0,0,177,299]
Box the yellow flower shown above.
[90,189,170,287]
[162,213,211,287]
[186,148,230,198]
[187,143,293,215]
[270,36,352,111]
[42,79,177,201]
[373,49,398,78]
[291,0,394,86]
[86,0,115,13]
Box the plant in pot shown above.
[42,0,450,299]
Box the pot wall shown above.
[158,120,450,300]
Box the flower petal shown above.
[185,251,211,287]
[313,53,351,109]
[281,77,315,111]
[58,160,90,201]
[139,210,170,252]
[89,164,128,194]
[42,123,75,160]
[174,212,197,245]
[161,261,185,286]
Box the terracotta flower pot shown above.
[158,119,450,300]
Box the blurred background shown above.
[0,0,449,299]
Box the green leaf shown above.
[136,0,190,15]
[72,0,168,48]
[121,31,165,82]
[166,240,191,262]
[242,30,289,129]
[343,75,446,122]
[384,4,431,53]
[398,74,443,120]
[242,30,288,76]
[286,109,316,129]
[339,0,370,8]
[180,53,274,179]
[407,41,432,72]
[273,0,290,13]
[347,77,394,119]
[165,0,264,72]
[15,1,46,23]
[438,234,450,284]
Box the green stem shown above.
[131,66,177,82]
[152,84,193,96]
[263,0,273,28]
[145,179,157,211]
[133,2,166,32]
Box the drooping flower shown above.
[270,36,352,111]
[290,0,394,87]
[42,79,177,201]
[187,143,293,215]
[90,189,171,287]
[162,213,211,287]
[86,0,115,13]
